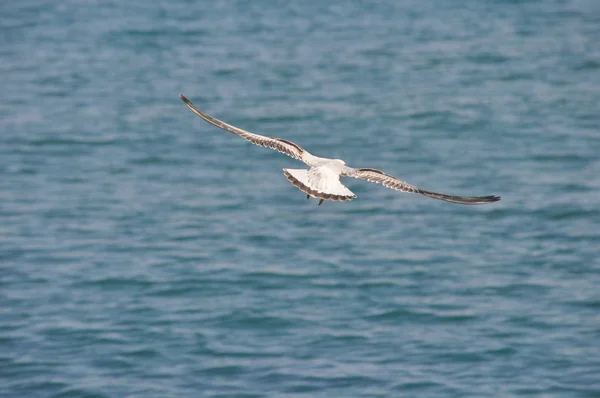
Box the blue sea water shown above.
[1,0,599,397]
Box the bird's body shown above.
[180,94,500,206]
[284,160,357,204]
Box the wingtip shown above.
[479,195,501,203]
[180,93,195,108]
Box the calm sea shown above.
[1,1,599,397]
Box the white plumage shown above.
[180,94,501,206]
[284,166,356,202]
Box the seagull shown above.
[180,94,500,206]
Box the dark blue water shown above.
[2,1,599,397]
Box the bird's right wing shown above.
[347,168,501,205]
[180,94,315,165]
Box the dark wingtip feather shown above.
[420,190,502,205]
[472,195,502,203]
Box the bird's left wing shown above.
[346,167,501,205]
[180,94,315,165]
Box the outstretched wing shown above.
[180,94,314,165]
[347,168,500,205]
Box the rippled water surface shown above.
[2,1,599,397]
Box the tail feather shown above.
[283,168,356,202]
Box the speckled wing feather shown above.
[180,94,310,164]
[349,168,501,205]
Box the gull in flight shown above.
[180,94,500,206]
